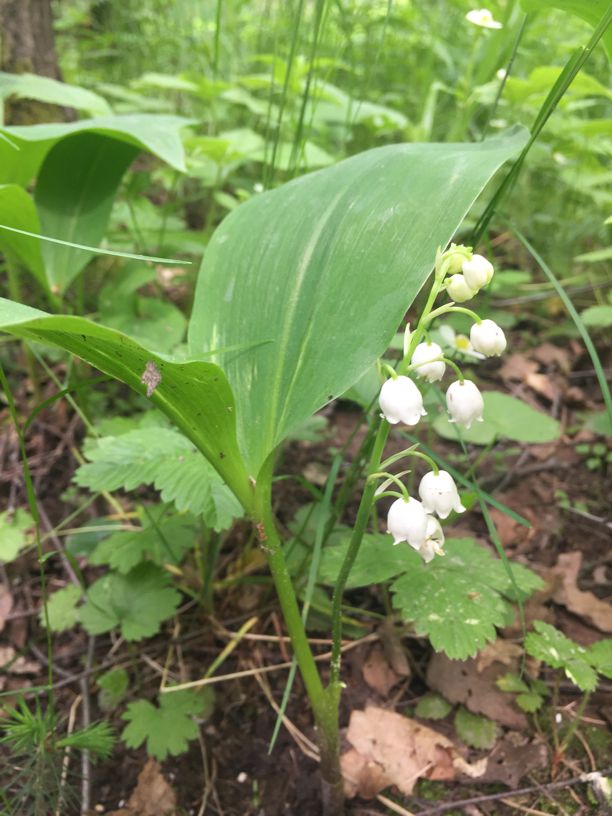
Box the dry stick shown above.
[413,769,612,816]
[80,637,94,816]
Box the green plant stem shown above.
[559,691,591,755]
[252,465,343,810]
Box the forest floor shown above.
[0,301,610,815]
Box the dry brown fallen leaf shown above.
[550,552,612,633]
[426,651,527,730]
[341,705,486,799]
[0,645,39,675]
[480,732,548,788]
[107,759,176,816]
[362,645,404,696]
[0,585,13,633]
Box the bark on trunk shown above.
[0,0,63,123]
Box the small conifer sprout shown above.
[446,273,477,303]
[418,470,466,519]
[446,379,485,429]
[462,253,494,290]
[387,496,428,547]
[410,341,446,382]
[379,375,427,426]
[470,319,507,356]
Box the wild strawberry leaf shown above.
[41,584,82,633]
[0,508,34,564]
[79,563,180,641]
[74,425,242,531]
[525,621,600,692]
[454,707,498,749]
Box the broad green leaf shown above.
[0,508,34,563]
[415,693,453,720]
[525,621,598,692]
[36,133,139,292]
[454,707,498,749]
[496,673,530,694]
[188,128,528,475]
[122,690,209,760]
[0,299,252,510]
[97,668,130,712]
[390,538,543,660]
[0,72,112,117]
[75,425,242,530]
[0,114,193,186]
[0,185,45,288]
[580,305,612,329]
[41,585,82,632]
[587,640,612,679]
[434,391,561,445]
[519,0,612,61]
[319,533,418,588]
[516,691,545,712]
[79,563,180,640]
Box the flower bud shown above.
[387,496,428,547]
[379,376,426,426]
[410,341,445,383]
[470,319,507,356]
[462,254,494,290]
[446,379,484,429]
[447,274,477,303]
[418,470,466,519]
[416,516,446,563]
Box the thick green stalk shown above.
[252,464,343,811]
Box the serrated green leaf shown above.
[0,508,34,563]
[41,584,82,632]
[97,668,130,712]
[75,426,242,531]
[90,507,197,573]
[454,707,498,749]
[516,691,544,712]
[586,640,612,679]
[121,690,206,760]
[496,672,530,694]
[525,621,598,692]
[79,563,180,641]
[390,539,543,660]
[415,693,453,720]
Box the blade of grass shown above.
[510,225,612,429]
[473,2,612,241]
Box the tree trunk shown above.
[0,0,63,123]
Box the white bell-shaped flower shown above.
[462,254,494,290]
[446,379,485,429]
[410,341,445,383]
[418,470,466,519]
[387,496,428,547]
[446,273,476,303]
[414,516,446,563]
[470,319,507,356]
[379,376,426,426]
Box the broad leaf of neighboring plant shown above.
[0,185,45,288]
[189,128,528,476]
[75,425,242,530]
[433,391,562,445]
[79,563,181,640]
[122,690,210,760]
[0,300,253,510]
[41,585,82,633]
[320,536,543,660]
[0,72,112,117]
[520,0,612,62]
[0,115,193,293]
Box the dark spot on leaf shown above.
[220,452,225,459]
[140,361,162,397]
